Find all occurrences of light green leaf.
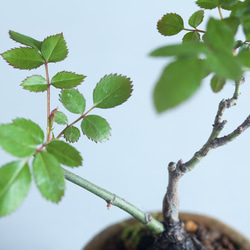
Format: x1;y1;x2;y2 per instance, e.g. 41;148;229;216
59;89;86;114
12;118;44;145
93;74;133;109
157;13;184;36
206;51;242;80
46;141;82;167
51;71;86;89
153;57;205;113
0;161;31;217
237;50;250;70
150;42;207;57
210;74;226;92
21;75;49;92
9;30;41;51
1;47;44;69
205;18;234;52
81;115;111;143
41;33;68;63
182;32;200;43
0;123;37;157
64;126;80;142
33;152;65;202
54;111;68;125
188;10;204;28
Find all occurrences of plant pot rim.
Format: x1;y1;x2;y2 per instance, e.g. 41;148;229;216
84;212;250;250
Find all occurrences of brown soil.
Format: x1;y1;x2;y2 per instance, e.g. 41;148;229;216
103;219;245;250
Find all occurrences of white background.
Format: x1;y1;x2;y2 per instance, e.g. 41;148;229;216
1;1;250;249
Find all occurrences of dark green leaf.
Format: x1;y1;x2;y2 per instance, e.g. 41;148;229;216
93;74;133;109
0;161;31;217
12;118;44;145
210;74;226;92
206;51;242;80
150;42;207;57
21;75;49;92
59;89;86;114
157;13;184;36
33;152;65;202
51;71;86;89
243;18;250;41
196;0;219;9
219;0;238;9
41;33;68;63
205;18;234;52
182;32;200;43
81;115;111;143
188;10;204;28
1;47;44;69
153;57;205;113
54;111;68;125
9;30;41;51
0;123;37;157
64;126;80;142
46;141;82;167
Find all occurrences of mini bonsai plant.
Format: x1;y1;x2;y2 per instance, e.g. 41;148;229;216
1;0;250;249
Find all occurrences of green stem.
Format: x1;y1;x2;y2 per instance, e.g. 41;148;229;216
62;168;164;233
183;27;206;33
45;61;51;142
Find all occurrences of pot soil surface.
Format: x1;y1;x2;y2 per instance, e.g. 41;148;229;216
84;213;250;250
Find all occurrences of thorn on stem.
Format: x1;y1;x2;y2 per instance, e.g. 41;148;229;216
106;194;117;210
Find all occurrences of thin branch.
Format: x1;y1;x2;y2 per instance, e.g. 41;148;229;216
62;168;164;233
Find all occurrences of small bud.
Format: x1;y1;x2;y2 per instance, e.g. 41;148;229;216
168;162;176;171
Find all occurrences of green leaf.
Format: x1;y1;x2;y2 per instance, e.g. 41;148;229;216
46;141;82;167
1;47;44;69
150;42;207;57
64;126;81;142
93;74;133;109
188;10;204;28
182;32;200;43
0;161;31;217
41;33;68;63
12;118;44;145
54;111;68;125
237;50;250;70
206;51;242;80
153;57;205;113
196;0;219;9
51;71;86;89
21;75;49;92
205;18;234;52
222;17;240;35
59;89;86;114
210;74;226;92
219;0;238;10
0;123;38;157
81;115;111;143
9;30;41;51
157;13;184;36
243;18;250;41
33;152;65;202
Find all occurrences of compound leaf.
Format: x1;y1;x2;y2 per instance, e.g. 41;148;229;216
41;33;68;63
33;152;65;203
157;13;184;36
189;10;204;28
51;71;86;89
153;57;205;112
59;89;86;114
46;141;82;167
1;47;44;70
0;161;31;217
21;75;49;92
64;126;80;142
81;115;111;143
54;111;68;125
9;30;41;51
93;74;133;109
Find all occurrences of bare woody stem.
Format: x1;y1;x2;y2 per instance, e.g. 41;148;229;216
63;168;164;233
163;77;250;227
